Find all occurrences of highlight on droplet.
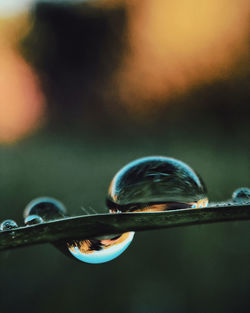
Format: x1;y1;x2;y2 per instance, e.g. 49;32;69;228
24;214;44;226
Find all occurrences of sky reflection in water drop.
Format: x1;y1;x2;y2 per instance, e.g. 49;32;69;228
67;232;135;264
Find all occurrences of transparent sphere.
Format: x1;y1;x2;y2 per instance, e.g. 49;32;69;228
232;187;250;204
24;214;44;226
24;197;67;221
107;156;208;212
67;232;135;264
0;219;18;231
66;156;208;264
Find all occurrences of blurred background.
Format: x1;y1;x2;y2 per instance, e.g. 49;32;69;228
0;0;249;312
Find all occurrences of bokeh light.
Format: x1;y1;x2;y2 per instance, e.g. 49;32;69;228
115;0;250;114
0;48;45;143
0;0;34;18
0;14;45;144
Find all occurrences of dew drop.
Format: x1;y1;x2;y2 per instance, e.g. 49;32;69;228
106;156;208;212
24;197;67;221
66;156;208;264
0;219;18;231
232;187;250;204
67;232;135;264
24;214;44;226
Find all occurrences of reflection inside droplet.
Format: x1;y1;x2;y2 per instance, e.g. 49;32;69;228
24;214;44;226
66;156;208;264
0;219;18;231
24;197;67;221
67;232;135;264
107;156;208;212
232;187;250;204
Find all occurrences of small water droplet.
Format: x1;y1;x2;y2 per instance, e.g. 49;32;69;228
24;214;44;226
24;197;67;221
232;187;250;204
0;219;18;231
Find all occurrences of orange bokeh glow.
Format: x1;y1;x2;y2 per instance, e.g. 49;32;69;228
0;15;45;144
115;0;250;113
0;48;45;143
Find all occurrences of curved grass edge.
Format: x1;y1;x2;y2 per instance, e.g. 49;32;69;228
0;204;250;251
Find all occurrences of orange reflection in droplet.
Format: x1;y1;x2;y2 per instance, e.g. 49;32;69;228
0;48;45;143
115;0;249;113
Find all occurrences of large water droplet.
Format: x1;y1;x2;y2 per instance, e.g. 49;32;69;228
0;219;18;231
106;156;208;212
232;187;250;204
66;156;208;264
24;197;67;221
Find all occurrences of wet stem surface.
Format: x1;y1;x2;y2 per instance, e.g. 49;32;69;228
0;204;250;251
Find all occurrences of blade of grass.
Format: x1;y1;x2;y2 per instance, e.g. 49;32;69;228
0;204;250;251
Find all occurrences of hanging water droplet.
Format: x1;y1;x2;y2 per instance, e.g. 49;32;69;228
0;219;18;231
232;187;250;204
24;214;44;226
67;232;135;264
24;197;67;221
106;156;208;212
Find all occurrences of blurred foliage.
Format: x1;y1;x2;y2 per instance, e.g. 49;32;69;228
0;1;250;313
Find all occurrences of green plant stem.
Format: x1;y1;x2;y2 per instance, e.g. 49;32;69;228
0;204;250;251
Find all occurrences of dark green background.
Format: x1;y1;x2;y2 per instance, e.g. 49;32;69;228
0;2;249;313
